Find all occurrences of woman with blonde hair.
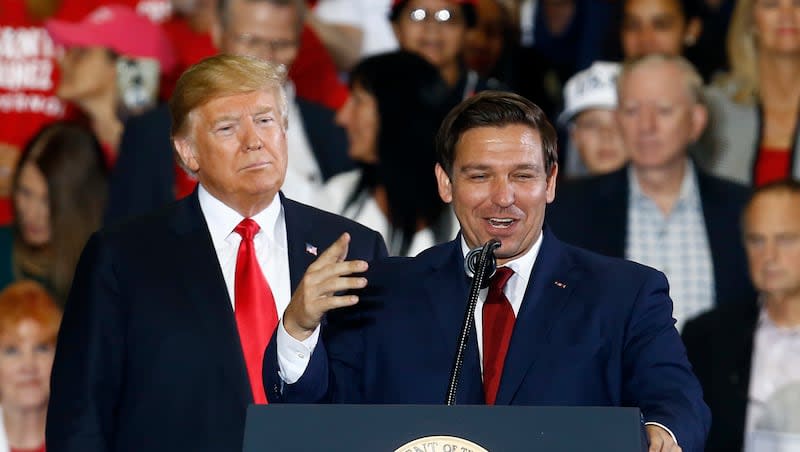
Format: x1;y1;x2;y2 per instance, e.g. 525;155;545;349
0;280;61;452
702;0;800;186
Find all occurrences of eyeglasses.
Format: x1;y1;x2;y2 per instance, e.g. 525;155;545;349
407;8;463;25
228;32;299;55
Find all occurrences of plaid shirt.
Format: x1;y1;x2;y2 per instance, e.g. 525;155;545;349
625;161;715;331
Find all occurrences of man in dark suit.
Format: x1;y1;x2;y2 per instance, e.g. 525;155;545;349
547;54;753;330
683;179;800;452
266;91;710;452
46;55;386;452
105;0;352;224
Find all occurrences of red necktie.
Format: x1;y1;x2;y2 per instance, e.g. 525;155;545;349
482;266;515;405
234;218;278;404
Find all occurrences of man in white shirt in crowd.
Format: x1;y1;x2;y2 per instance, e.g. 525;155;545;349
684;179;800;452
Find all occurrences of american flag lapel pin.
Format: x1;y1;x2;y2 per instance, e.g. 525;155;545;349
305;243;318;256
554;281;567;289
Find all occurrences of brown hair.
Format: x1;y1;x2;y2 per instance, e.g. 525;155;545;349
0;280;62;344
12;122;109;305
435;90;558;176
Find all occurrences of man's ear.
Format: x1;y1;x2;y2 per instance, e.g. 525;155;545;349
174;137;200;173
546;163;558;204
684;17;702;47
435;163;453;203
690;103;708;142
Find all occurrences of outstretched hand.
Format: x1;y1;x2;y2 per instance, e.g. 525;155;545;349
282;233;368;341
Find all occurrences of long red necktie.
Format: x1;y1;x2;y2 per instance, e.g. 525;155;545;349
234;218;278;404
482;266;515;405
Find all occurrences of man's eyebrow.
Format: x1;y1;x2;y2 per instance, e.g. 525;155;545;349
211;114;240;126
459;163;541;172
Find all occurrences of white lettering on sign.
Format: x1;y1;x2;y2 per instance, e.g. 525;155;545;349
136;0;173;23
0;93;66;116
0;59;53;90
0;27;55;59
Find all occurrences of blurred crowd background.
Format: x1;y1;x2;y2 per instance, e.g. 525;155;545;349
1;0;800;450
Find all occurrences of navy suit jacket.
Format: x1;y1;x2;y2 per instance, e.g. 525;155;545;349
682;300;759;452
105;98;352;224
46;191;387;452
546;165;755;307
265;228;710;452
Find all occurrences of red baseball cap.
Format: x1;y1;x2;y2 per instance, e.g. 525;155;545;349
45;5;176;73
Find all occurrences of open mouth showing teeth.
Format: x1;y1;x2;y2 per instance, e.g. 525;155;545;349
488;218;514;228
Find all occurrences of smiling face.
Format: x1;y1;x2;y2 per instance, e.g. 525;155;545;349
393;0;468;72
335;82;379;164
0;319;55;413
174;88;287;215
753;0;800;56
435;124;557;265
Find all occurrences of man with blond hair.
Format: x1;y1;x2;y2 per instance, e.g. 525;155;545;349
46;55;386;452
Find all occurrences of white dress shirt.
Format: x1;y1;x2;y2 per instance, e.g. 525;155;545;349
200;185;318;325
276;231;543;382
626;160;715;331
310;169;460;256
746;308;800;435
459;234;540;370
281;82;324;206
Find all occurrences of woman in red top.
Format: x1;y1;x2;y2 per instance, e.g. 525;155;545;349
0;280;62;452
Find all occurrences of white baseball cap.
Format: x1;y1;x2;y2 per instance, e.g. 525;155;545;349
558;61;621;126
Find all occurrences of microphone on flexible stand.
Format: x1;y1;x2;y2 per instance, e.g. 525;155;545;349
445;238;501;406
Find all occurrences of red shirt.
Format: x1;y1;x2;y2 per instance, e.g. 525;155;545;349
160;15;216;99
754;146;792;187
11;444;45;452
289;26;348;110
0;0;94;225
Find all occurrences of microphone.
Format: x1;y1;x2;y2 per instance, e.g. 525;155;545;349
464;240;501;287
446;238;502;406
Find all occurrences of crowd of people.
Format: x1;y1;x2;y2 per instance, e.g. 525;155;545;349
0;0;798;451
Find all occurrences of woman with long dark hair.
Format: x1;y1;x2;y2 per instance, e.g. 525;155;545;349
0;122;108;305
313;51;456;256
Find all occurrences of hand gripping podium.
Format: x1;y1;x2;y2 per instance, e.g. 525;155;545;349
242;404;647;451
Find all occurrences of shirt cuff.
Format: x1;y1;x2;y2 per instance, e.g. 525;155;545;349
276;319;320;384
644;421;678;445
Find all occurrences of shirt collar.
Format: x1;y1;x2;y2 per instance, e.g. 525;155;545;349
628;158;701;208
459;230;543;285
757;304;800;335
198;185;282;248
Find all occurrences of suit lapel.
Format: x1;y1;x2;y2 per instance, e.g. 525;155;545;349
718;303;759;437
168;190;252;408
601;168;630;258
423;240;484;404
281;195;317;292
494;229;580;405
